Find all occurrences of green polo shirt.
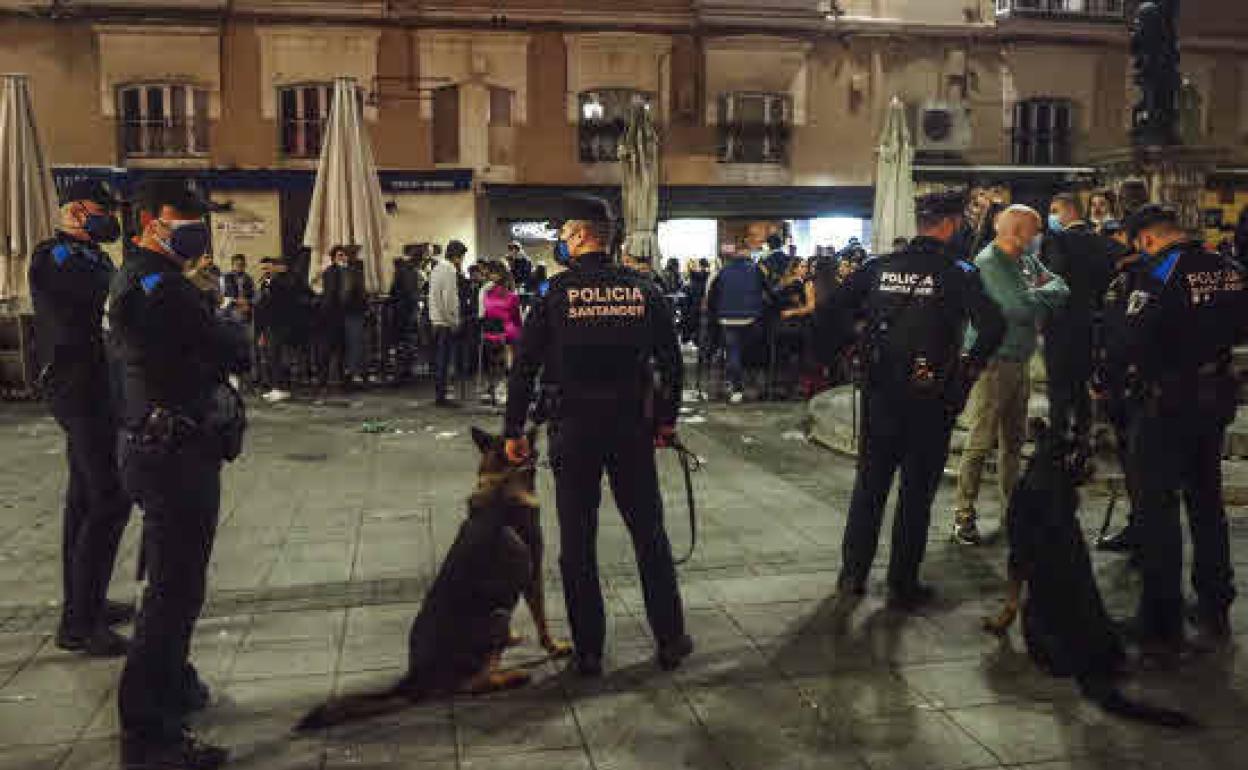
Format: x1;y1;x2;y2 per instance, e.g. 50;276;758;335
965;243;1069;362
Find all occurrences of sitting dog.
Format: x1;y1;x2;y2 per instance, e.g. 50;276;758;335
983;419;1194;728
297;427;569;730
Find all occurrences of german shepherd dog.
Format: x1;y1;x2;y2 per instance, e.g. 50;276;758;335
297;427;570;730
983;419;1195;728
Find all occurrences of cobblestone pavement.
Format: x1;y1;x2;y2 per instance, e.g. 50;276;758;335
3;391;1248;770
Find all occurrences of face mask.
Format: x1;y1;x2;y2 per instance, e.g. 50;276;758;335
1047;214;1064;234
158;220;211;261
83;213;121;244
553;239;571;266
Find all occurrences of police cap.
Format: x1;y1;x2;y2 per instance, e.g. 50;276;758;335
1100;219;1124;237
555;194;616;228
915;190;967;221
1124;204;1180;241
134;178;209;218
60;179;120;209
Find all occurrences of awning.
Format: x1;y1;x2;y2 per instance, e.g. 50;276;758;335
0;74;57;303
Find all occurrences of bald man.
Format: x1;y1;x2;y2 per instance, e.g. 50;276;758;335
953;205;1070;546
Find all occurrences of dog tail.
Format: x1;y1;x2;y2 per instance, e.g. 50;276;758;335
1083;679;1198;729
295;681;421;731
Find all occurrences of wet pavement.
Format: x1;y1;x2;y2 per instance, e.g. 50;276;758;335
2;390;1248;770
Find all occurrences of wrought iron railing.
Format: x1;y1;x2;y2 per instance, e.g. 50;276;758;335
995;0;1126;21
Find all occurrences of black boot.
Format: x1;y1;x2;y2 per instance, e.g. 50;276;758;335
55;625;129;657
121;729;227;770
656;634;695;671
1096;524;1137;553
104;600;137;626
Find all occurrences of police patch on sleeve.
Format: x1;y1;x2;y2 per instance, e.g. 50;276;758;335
52;244;73;266
1125;290;1151;316
140;273;164;294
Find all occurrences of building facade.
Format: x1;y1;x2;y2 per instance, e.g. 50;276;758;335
1;0;1246;267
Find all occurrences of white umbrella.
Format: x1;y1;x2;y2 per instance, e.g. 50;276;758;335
0;74;57;304
303;76;389;293
619;103;661;266
872;96;916;255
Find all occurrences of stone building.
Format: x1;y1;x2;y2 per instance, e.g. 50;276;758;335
0;0;1245;268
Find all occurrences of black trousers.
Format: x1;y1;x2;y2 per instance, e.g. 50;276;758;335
118;436;222;740
1046;352;1093;444
549;416;685;656
1130;409;1236;642
840;390;955;592
1104;389;1142;532
48;378;131;636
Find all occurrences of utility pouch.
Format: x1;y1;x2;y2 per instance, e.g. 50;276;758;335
204;382;248;462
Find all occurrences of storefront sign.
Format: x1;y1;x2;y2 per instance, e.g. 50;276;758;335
509;221;558;242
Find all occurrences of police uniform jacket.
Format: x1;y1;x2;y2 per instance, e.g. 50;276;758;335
1040;221;1114;369
822;236;1006;396
29;232;115;375
108;242;250;427
505;251;682;437
1120;239;1247;415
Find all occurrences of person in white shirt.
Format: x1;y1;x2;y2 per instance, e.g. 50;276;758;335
429;240;466;406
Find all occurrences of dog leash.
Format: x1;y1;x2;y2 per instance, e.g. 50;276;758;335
668;436;703;566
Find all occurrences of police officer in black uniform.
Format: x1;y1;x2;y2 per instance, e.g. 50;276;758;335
1119;205;1246;658
109;179;249;770
502;201;693;677
29;179;133;656
1092;220;1145;555
823;191;1006;609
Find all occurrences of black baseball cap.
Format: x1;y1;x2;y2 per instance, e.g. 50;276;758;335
1125;204;1181;241
60;179;120;209
916;190;967;220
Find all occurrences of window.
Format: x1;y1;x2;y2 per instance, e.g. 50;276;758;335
278;84;366;159
118;83;210;159
578;89;653;164
995;0;1125;20
1012;98;1075;166
279;84;331;159
489;86;513;128
432;85;460;165
718;92;791;165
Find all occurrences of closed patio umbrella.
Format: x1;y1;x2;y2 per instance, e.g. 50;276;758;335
872;96;916;255
303;76;389;293
619;102;661;266
0;74;57;304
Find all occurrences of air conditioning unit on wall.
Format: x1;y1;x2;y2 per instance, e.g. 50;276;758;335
911;101;972;153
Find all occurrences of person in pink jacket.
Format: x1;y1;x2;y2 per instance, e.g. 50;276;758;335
479;262;523;402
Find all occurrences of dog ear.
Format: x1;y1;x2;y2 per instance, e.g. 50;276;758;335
470;426;496;454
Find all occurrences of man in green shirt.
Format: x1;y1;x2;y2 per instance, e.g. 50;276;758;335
954;205;1070;545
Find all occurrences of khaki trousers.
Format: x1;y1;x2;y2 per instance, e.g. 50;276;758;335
955;360;1030;518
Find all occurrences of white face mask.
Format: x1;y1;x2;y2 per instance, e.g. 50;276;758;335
1027;234;1043;256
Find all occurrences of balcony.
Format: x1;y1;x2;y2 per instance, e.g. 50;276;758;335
995;0;1126;22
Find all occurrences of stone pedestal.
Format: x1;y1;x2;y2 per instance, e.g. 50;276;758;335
1093;145;1226;230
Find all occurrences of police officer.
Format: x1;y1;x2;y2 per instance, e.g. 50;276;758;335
502;201;693;677
1091;220;1145;555
823;191;1006;610
1119;205;1246;659
29;179;133;656
109;180;249;770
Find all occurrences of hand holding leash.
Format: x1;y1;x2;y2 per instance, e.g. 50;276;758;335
505;436;532;465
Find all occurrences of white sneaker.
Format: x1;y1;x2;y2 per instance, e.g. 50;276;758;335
729;391;744;405
263;389;291;403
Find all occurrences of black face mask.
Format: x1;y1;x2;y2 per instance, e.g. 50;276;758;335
84;213;121;244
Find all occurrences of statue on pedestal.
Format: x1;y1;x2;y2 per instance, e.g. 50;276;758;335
1131;0;1181;147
